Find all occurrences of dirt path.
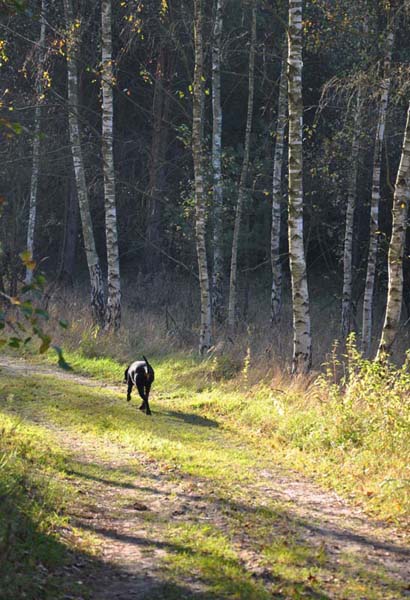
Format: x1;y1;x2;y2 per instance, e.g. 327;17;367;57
1;356;410;599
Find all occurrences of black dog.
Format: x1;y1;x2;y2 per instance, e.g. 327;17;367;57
124;356;155;415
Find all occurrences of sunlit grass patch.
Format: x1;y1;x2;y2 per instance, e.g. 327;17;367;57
1;361;408;599
0;413;88;600
29;340;410;520
164;522;272;600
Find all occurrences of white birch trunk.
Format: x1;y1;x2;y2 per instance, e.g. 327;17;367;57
211;0;224;323
25;0;47;285
63;0;105;325
377;102;410;358
101;0;121;330
361;28;394;356
271;51;287;324
341;89;362;340
288;0;312;373
228;2;256;331
193;0;212;354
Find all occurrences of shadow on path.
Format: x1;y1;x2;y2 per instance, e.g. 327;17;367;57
159;410;219;428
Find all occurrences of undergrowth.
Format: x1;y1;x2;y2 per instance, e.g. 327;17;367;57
33;328;410;521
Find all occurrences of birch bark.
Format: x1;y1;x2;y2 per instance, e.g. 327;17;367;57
193;0;212;354
377;102;410;358
362;27;395;356
211;0;224;323
287;0;312;373
63;0;105;325
271;51;287;324
341;89;362;340
101;0;121;330
25;0;47;284
228;2;256;331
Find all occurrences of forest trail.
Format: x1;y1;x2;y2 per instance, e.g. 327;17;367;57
1;356;410;599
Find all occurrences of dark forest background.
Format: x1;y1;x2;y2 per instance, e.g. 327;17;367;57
2;0;410;366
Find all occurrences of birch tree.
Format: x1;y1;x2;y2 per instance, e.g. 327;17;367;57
228;1;256;331
340;89;362;340
361;25;395;356
211;0;224;323
25;0;46;285
287;0;311;373
101;0;121;330
193;0;212;354
63;0;105;325
271;51;287;324
377;102;410;358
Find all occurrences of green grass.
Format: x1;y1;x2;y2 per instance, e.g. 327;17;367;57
36;342;410;521
1;359;408;599
0;412;93;600
0;340;410;600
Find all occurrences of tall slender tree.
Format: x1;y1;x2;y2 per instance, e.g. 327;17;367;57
340;89;362;340
146;22;174;272
193;0;212;354
25;0;47;284
361;23;395;356
211;0;224;323
271;50;287;324
287;0;311;373
228;1;256;331
63;0;105;325
377;102;410;358
101;0;121;330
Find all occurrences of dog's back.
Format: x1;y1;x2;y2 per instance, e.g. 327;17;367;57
125;357;154;385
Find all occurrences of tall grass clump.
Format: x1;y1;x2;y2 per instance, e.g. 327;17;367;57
195;336;410;518
277;335;410;517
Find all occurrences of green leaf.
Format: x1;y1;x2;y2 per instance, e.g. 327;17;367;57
39;335;51;354
34;274;46;287
10;121;23;135
34;308;49;320
52;345;72;371
59;319;69;329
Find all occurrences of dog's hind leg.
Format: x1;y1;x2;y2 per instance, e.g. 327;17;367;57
144;382;152;415
127;378;133;401
136;380;151;415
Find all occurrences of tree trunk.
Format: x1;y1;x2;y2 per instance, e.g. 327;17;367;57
146;47;172;273
287;0;312;373
228;2;256;331
60;177;79;285
25;0;47;284
377;102;410;358
361;27;394;356
340;89;362;341
101;0;121;330
63;0;105;325
271;50;287;324
211;0;224;323
193;0;212;354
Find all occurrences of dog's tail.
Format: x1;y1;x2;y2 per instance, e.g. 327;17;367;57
143;356;154;381
123;367;129;383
